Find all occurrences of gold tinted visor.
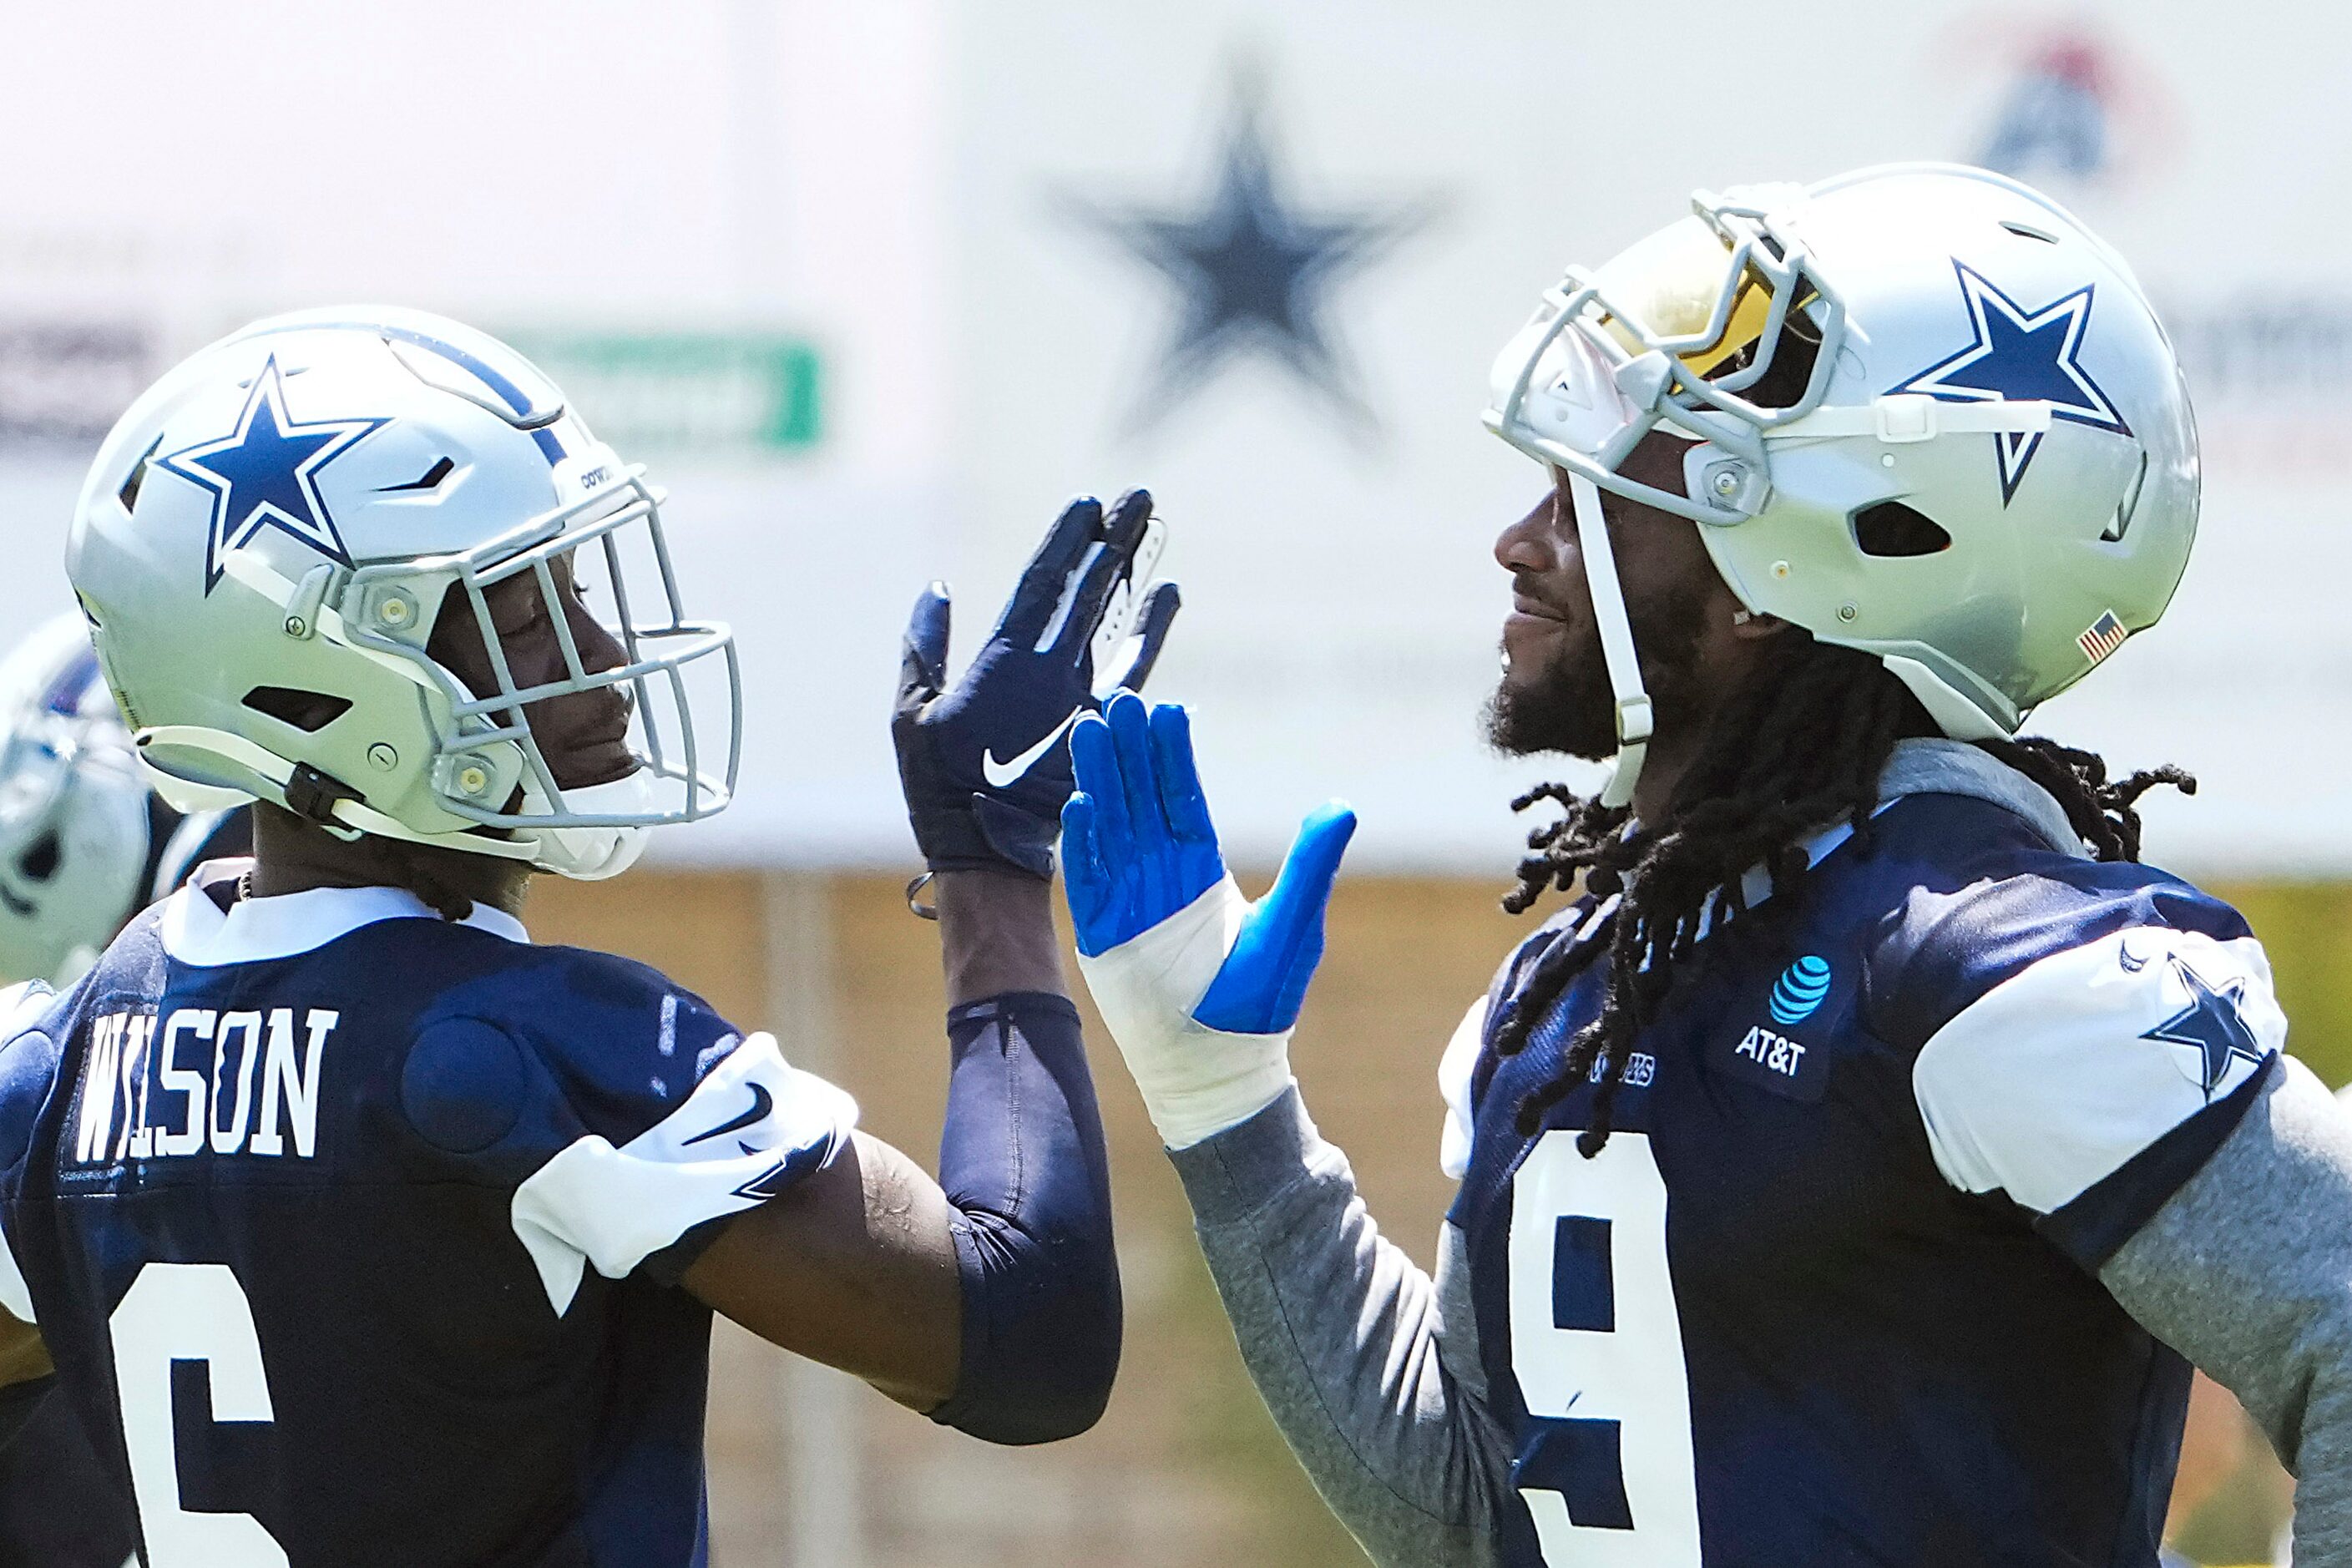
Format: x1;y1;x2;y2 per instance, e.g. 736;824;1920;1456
1485;190;1846;527
1588;215;1802;382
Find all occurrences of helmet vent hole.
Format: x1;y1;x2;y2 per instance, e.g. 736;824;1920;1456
241;686;353;733
378;456;456;494
2000;220;2061;244
2102;449;2151;543
1853;502;1952;558
17;831;58;884
117;436;163;515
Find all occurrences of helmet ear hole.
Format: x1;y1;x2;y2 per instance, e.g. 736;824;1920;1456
17;831;58;883
1852;502;1952;558
241;686;353;733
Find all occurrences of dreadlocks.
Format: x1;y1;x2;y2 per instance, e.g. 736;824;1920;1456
1489;631;2194;1155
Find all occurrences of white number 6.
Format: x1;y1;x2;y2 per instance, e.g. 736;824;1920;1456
1507;1130;1702;1566
109;1262;290;1566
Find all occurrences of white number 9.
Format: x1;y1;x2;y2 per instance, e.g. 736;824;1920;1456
1507;1130;1702;1565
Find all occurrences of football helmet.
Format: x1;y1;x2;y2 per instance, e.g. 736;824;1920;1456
67;308;738;880
0;615;151;984
1485;164;2197;805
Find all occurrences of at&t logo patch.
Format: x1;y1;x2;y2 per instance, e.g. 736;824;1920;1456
1717;954;1838;1104
1768;956;1833;1025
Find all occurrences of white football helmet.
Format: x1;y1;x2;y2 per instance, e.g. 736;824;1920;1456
67;308;738;880
1485;163;2197;806
0;615;151;984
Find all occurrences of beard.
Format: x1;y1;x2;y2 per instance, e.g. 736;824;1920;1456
1482;572;1717;761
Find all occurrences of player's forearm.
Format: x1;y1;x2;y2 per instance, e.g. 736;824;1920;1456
1169;1087;1510;1568
2100;1057;2352;1567
928;989;1120;1444
936;867;1066;1004
683;1132;963;1409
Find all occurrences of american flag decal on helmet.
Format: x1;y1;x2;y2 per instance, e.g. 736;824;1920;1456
2077;610;2128;665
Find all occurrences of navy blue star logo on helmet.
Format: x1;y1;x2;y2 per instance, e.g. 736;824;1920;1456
1889;260;2131;504
160;355;388;592
2140;955;2266;1100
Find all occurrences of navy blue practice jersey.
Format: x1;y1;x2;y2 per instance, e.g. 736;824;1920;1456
0;866;853;1567
0;813;248;1567
1443;789;2284;1568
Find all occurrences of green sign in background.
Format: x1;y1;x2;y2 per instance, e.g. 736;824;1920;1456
502;331;822;455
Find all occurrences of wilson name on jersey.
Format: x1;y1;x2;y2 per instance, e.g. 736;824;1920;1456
0;868;854;1568
1446;789;2282;1568
68;1003;336;1166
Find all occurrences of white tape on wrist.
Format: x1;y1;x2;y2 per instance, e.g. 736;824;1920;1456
1075;874;1297;1151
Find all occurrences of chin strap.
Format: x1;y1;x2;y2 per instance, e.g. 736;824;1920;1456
1566;473;1654;810
136;722;650;880
132;725;540;863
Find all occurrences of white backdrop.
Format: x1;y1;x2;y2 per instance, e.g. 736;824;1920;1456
0;1;2344;875
945;0;2352;877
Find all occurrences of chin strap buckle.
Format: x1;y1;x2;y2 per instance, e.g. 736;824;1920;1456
1615;695;1656;748
283;764;361;827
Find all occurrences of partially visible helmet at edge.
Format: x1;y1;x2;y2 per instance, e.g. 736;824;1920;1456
0;614;150;984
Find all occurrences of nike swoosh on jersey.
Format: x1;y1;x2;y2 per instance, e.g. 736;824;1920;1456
983;711;1081;789
681;1080;773;1146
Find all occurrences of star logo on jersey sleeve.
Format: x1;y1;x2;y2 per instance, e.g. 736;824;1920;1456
2140;955;2266;1100
160;355;387;592
1889;260;2131;504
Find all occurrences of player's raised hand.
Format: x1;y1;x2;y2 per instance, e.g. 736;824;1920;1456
893;490;1180;879
1062;694;1225;953
1196;798;1357;1035
1063;691;1356;1148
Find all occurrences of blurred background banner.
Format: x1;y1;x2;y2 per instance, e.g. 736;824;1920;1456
1;1;2349;874
0;2;2343;1562
944;0;2352;877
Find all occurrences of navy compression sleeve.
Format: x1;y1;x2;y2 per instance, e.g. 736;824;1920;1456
927;991;1121;1444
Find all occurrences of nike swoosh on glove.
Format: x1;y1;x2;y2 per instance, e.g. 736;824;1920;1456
1061;691;1355;1150
893;491;1181;878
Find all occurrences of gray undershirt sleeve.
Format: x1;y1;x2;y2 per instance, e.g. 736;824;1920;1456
2101;1057;2352;1568
1167;1086;1514;1568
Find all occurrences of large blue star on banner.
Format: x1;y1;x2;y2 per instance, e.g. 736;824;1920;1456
1889;260;2131;504
2141;955;2267;1101
160;355;387;592
1066;73;1441;434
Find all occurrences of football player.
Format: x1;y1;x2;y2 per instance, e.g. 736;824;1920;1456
0;615;246;1568
0;307;1175;1565
1062;166;2352;1565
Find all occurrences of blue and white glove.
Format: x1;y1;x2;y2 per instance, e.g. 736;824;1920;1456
893;492;1180;879
1061;691;1356;1150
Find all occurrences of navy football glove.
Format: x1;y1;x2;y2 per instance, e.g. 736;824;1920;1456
893;490;1181;879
